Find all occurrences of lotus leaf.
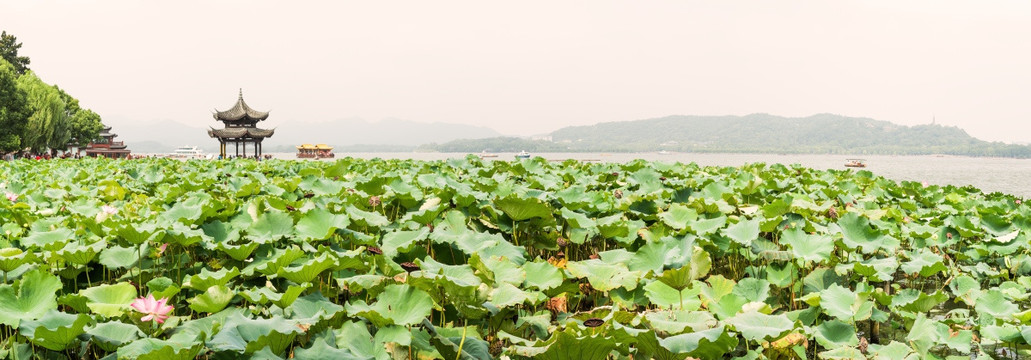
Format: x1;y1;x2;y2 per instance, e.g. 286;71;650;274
659;204;698;230
900;249;947;277
278;253;337;283
837;212;899;254
818;284;874;322
247;211;295;243
890;289;948;313
644;310;716;335
976;290;1018;319
814;320;859;349
644;280;702;310
522;261;564;291
0;247;36;272
185;267;240;290
295;208;350;241
19;228;74;249
79;282;137;317
658;324;738;359
0;269;61;327
869;341;918;360
293;337;370;360
146;277;181;300
86;321;147;352
345;284;434;327
188;285;235;313
567;260;641;292
380;228;430;258
207;312;304;355
240;283;310;308
781;227;832;264
18;309;91;351
724;218;760;246
99;244;141;269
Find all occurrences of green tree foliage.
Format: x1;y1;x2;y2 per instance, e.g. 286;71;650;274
0;58;28;152
0;31;30;74
56;87;103;146
16;72;68;153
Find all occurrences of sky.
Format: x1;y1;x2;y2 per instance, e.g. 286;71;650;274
2;1;1030;143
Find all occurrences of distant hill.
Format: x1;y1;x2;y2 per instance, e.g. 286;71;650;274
107;117;500;153
425;113;1031;157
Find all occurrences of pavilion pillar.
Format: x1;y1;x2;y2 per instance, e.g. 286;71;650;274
235;142;239;157
243;140;247;157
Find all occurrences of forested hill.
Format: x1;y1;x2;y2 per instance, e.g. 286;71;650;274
538;113;1029;157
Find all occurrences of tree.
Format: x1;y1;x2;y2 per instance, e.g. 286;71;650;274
0;58;27;153
67;109;103;147
16;71;68;153
0;31;30;74
55;87;103;147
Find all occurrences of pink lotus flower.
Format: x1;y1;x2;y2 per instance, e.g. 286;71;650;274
1017;199;1023;205
131;294;173;324
156;243;168;257
101;205;117;214
921;181;929;187
5;192;16;202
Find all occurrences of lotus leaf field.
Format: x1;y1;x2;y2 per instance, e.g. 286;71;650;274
0;156;1029;359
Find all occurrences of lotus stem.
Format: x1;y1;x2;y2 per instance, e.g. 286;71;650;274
456;325;468;360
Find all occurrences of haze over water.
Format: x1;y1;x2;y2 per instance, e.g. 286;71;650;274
269;152;1031;198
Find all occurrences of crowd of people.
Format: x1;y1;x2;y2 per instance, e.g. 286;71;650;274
2;152;276;161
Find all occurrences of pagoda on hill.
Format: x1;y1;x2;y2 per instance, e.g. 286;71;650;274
84;125;131;158
208;89;275;159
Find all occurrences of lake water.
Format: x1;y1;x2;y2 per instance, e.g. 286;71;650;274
265;152;1031;198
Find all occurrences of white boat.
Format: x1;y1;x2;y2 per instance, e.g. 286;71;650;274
478;150;498;158
657;150;672;155
166;146;207;159
515;150;531;159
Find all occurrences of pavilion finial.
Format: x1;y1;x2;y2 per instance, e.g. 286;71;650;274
239;88;243;99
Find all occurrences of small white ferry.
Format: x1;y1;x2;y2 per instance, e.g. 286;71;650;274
167;146;208;159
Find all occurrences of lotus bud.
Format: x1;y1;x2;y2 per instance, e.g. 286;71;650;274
369;196;381;207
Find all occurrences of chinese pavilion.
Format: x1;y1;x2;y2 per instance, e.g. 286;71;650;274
208;89;275;158
84;125;131;158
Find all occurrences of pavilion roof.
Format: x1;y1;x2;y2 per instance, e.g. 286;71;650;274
213;89;270;122
207;127;275;139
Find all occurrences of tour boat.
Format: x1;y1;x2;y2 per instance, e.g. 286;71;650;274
478;150;498;158
167;146;207;159
297;144;335;159
515;150;531;159
844;158;867;168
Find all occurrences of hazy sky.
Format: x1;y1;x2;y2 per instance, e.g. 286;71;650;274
3;1;1030;142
